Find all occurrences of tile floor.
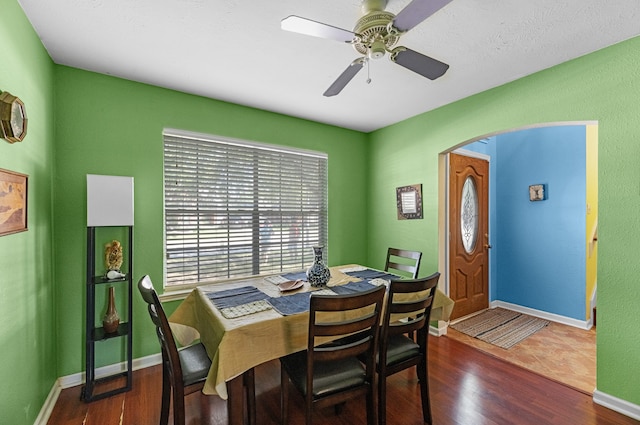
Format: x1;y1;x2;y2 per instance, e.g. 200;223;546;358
445;320;596;394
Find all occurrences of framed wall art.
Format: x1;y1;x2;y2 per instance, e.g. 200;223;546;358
0;91;28;144
529;184;546;201
396;184;423;220
0;168;28;236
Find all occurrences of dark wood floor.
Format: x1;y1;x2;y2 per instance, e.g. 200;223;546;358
48;336;639;425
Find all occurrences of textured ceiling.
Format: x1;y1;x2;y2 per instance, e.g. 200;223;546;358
18;0;640;132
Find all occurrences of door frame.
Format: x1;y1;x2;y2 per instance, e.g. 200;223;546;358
441;148;491;322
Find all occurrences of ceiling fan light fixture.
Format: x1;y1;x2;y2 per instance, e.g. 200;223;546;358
361;0;387;14
368;40;386;59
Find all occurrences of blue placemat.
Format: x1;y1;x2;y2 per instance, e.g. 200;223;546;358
330;280;377;294
207;286;270;309
267;292;314;316
344;268;399;281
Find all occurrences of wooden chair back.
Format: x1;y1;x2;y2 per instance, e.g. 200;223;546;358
385;248;422;279
138;275;186;393
308;285;386;365
381;273;440;351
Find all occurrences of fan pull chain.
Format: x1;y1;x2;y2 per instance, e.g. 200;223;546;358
366;58;372;84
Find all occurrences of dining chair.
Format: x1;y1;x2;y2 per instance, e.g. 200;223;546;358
384;248;422;279
137;275;256;425
377;272;440;425
385;247;423;341
280;285;386;425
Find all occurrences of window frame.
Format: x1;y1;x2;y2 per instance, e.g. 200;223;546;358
162;128;329;291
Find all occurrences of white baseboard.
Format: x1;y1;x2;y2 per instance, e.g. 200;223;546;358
35;353;162;425
490;300;592;330
431;300;592;335
57;353;162;389
430;320;448;336
594;389;640;421
33;381;61;425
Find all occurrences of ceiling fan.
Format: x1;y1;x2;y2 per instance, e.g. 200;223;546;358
281;0;453;97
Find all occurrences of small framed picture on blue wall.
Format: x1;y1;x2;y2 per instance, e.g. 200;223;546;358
529;184;546;201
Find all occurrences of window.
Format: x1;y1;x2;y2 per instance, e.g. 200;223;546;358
460;175;478;254
163;129;328;287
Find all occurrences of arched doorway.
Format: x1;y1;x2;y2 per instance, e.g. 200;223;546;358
438;121;598;325
436;121;598;393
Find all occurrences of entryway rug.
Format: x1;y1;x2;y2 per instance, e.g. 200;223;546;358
450;307;549;349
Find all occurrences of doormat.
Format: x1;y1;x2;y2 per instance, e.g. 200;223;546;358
450;308;549;349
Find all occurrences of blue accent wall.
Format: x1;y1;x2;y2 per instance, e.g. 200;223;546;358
467;126;586;320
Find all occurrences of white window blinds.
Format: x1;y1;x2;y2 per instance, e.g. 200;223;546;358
163;130;328;287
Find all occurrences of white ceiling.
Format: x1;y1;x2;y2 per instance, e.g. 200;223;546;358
18;0;640;132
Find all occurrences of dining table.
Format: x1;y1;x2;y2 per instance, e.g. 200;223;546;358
168;264;454;425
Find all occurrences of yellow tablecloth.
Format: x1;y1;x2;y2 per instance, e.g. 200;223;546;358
168;265;454;399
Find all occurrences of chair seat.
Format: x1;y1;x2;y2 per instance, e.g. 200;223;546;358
179;343;212;386
361;334;420;366
281;350;367;398
385;334;420;366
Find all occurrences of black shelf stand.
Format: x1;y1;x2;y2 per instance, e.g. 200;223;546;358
82;226;133;402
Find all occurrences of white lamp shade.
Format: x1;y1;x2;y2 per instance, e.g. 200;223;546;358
87;174;134;226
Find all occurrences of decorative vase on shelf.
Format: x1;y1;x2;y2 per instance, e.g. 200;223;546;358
306;245;331;287
103;286;120;334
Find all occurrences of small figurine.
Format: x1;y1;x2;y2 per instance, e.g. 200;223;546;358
106;270;125;280
105;240;123;277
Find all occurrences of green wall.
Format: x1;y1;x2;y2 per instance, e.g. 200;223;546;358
4;0;640;419
367;36;640;404
0;1;56;424
53;66;369;375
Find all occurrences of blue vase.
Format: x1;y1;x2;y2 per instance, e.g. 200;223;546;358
306;246;331;287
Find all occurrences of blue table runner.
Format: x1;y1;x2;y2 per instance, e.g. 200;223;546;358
266;281;377;316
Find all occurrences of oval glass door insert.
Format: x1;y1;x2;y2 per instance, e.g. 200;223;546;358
460;176;478;253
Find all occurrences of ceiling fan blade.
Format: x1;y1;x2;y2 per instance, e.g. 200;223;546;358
392;0;453;32
281;15;357;43
390;47;449;80
323;58;366;97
